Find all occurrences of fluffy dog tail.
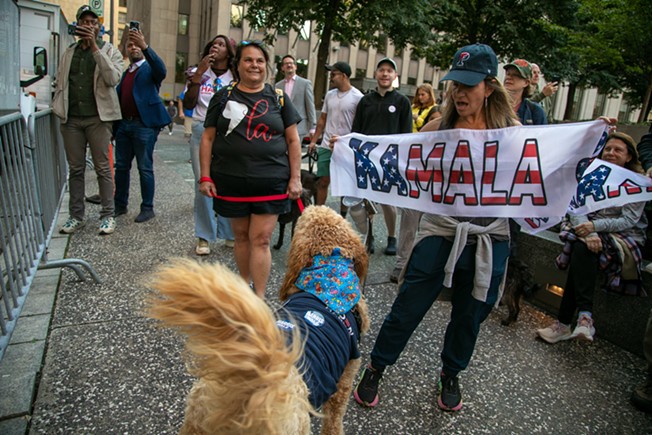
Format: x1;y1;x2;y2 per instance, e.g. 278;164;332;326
147;259;312;434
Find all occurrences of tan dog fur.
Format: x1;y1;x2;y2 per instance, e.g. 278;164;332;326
149;206;369;435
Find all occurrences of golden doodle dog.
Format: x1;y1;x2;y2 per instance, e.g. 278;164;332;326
149;205;370;435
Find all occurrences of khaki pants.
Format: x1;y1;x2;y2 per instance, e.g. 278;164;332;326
60;116;114;220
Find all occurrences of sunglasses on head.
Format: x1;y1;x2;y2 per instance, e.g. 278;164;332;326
239;40;266;49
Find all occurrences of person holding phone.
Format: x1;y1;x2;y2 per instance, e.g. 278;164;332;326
113;24;171;223
52;5;123;235
183;35;236;255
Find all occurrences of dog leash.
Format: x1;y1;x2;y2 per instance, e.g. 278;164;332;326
199;177;305;212
215;193;305;213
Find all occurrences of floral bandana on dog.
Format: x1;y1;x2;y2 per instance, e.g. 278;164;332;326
294;248;361;314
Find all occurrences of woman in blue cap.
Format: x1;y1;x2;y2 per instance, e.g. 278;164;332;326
354;43;518;412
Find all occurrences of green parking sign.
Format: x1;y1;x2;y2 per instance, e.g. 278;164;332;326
90;0;104;18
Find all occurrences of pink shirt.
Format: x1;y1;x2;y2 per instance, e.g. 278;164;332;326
284;74;296;98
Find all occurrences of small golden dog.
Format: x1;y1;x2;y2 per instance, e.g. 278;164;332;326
149;206;369;435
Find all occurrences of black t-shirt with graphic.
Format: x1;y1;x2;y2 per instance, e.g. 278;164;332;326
204;84;301;179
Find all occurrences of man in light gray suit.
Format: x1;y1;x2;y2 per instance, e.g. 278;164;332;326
275;55;317;141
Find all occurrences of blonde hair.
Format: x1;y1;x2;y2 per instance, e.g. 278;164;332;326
412;83;436;110
148;259;314;434
440;77;518;129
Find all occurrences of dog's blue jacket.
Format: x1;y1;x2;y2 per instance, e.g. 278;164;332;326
276;292;360;408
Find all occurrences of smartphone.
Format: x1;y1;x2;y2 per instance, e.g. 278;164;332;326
129;20;140;31
67;24;78;35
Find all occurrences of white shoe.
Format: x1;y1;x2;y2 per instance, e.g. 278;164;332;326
571;313;595;342
99;217;116;235
536;321;572;344
196;238;210;255
168;131;173;135
60;217;84;234
224;239;235;248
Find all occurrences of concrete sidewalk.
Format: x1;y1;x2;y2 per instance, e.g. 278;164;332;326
1;129;651;434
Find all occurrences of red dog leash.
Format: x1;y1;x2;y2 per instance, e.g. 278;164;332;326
199;177;305;213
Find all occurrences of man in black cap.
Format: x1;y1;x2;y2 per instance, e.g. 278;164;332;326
308;61;363;209
350;57;412;255
52;5;123;235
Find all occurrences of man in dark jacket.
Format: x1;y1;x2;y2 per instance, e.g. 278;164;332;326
114;26;171;223
351;57;412;256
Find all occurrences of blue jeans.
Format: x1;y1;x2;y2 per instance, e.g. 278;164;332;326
114;119;158;211
370;236;509;377
190;120;233;241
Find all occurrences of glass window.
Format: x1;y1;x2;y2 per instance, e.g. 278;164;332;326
119;0;127;7
118;12;126;24
358;39;369;50
231;4;243;28
175;52;188;83
178;14;189;35
356;68;366;78
299;20;310;40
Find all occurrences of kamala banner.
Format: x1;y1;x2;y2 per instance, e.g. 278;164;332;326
515;158;652;233
330;120;608;219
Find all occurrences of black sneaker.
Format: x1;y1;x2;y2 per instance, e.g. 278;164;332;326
354;364;382;407
438;372;463;411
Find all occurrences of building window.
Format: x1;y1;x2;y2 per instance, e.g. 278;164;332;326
175;52;188;83
358;39;369;51
356;68;367;78
299;20;311;40
178;14;189;35
407;77;417;85
395;47;403;58
118;12;126;24
231;4;244;28
119;0;127;7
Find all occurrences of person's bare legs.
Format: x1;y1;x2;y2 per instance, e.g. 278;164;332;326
230;214;277;298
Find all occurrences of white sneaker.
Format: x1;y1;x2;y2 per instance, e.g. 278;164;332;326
571;313;595;342
99;217;116;235
60;217;84;234
224;239;235;248
196;238;210;255
537;321;572;344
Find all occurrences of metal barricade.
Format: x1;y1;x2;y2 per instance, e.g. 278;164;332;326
0;111;99;360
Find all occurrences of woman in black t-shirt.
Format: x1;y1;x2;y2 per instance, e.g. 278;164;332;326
198;40;302;297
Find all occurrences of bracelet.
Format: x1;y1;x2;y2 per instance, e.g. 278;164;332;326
198;176;214;185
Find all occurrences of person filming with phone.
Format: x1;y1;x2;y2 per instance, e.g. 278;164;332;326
113;21;171;224
52;5;123;235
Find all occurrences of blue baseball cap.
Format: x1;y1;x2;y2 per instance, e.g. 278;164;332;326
440;44;498;86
